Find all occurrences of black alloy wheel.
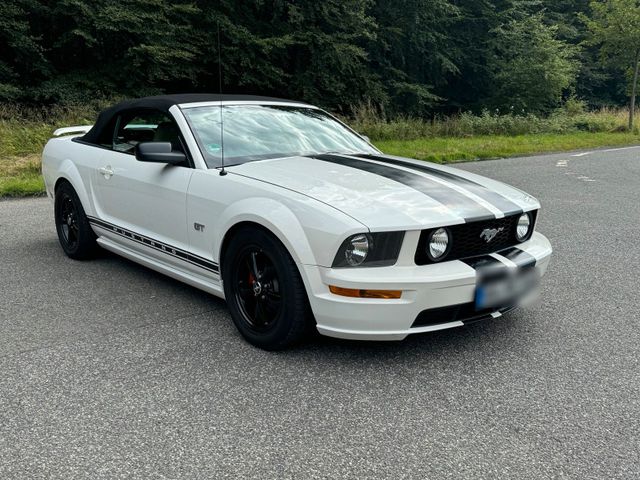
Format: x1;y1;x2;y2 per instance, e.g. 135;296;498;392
222;227;313;350
58;193;79;249
54;181;98;259
233;247;283;332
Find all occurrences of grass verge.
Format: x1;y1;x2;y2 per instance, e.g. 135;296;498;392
1;129;639;198
375;131;640;163
0;154;45;197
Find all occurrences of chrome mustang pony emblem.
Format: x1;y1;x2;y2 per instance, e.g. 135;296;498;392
480;227;504;243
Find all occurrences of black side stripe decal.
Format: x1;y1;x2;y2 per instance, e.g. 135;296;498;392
87;216;219;274
498;246;537;268
312;154;495;222
355;154;523;217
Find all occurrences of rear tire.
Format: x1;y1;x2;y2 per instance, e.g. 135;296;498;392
54;181;98;260
222;226;313;350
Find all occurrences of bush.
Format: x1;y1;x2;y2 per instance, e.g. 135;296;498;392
350;102;639;141
1;100;638;159
0;102;111;157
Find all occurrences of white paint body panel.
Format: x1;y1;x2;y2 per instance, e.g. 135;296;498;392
91;148;193;258
309;232;552;340
229;155;541;231
41;100;553;341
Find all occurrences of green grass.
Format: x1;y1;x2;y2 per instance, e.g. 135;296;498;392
375;131;640;163
0;122;53;157
1;103;640;197
0;174;45;197
0;154;45;197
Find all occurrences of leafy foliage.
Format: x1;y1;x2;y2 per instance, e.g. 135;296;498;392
0;0;634;116
489;12;579;113
583;0;640;127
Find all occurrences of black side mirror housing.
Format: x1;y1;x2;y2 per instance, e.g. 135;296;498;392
135;142;186;165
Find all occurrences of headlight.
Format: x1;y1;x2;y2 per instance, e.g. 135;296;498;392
427;227;450;261
332;232;405;268
344;234;370;266
516;212;532;241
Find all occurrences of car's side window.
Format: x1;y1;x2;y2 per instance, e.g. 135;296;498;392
110;110;185;156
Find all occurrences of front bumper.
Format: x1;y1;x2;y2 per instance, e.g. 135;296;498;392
303;231;552;341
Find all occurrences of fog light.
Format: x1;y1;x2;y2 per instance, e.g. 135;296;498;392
428;228;450;261
516;213;531;241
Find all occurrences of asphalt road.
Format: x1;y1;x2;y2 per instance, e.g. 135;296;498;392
1;147;639;479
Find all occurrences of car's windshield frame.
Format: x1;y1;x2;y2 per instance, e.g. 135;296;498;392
179;102;379;169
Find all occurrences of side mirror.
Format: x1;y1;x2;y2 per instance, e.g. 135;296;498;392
360;134;371;143
135;142;186;165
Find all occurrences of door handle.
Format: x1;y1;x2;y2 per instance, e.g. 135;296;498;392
98;166;114;178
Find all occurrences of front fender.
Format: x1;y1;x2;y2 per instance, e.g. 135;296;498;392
186;170;368;273
214;197;318;266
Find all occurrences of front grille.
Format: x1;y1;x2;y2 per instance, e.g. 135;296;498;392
415;211;537;265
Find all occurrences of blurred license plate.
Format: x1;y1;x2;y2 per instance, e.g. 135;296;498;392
475;268;539;310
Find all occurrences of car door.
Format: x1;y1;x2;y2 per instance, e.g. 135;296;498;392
91;108;194;265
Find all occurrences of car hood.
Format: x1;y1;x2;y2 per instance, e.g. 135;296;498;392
228;153;540;231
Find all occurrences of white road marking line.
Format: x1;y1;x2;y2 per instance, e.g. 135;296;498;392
602;146;640;153
564;171;596;182
572;145;640;157
556;160;568;167
576;175;596;182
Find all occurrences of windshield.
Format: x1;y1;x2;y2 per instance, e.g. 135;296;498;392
182;104;377;168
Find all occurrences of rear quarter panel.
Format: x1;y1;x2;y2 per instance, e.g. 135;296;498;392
42;137;104;214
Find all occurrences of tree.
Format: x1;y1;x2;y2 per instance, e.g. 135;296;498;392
488;12;579;114
583;0;640;129
542;0;623;108
37;0;204;103
0;0;635;117
445;0;517;112
208;0;380;113
367;0;459;115
0;0;49;101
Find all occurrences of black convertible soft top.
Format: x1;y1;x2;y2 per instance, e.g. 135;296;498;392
80;93;303;144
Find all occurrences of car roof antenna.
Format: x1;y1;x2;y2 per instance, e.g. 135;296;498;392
217;22;227;176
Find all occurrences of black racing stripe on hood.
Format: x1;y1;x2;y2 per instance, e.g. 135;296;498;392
355;154;523;216
312;154;495;222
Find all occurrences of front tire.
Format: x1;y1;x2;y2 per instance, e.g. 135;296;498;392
54;181;98;260
222;227;313;350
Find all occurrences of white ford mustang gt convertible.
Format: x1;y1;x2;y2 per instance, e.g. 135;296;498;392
42;94;552;349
